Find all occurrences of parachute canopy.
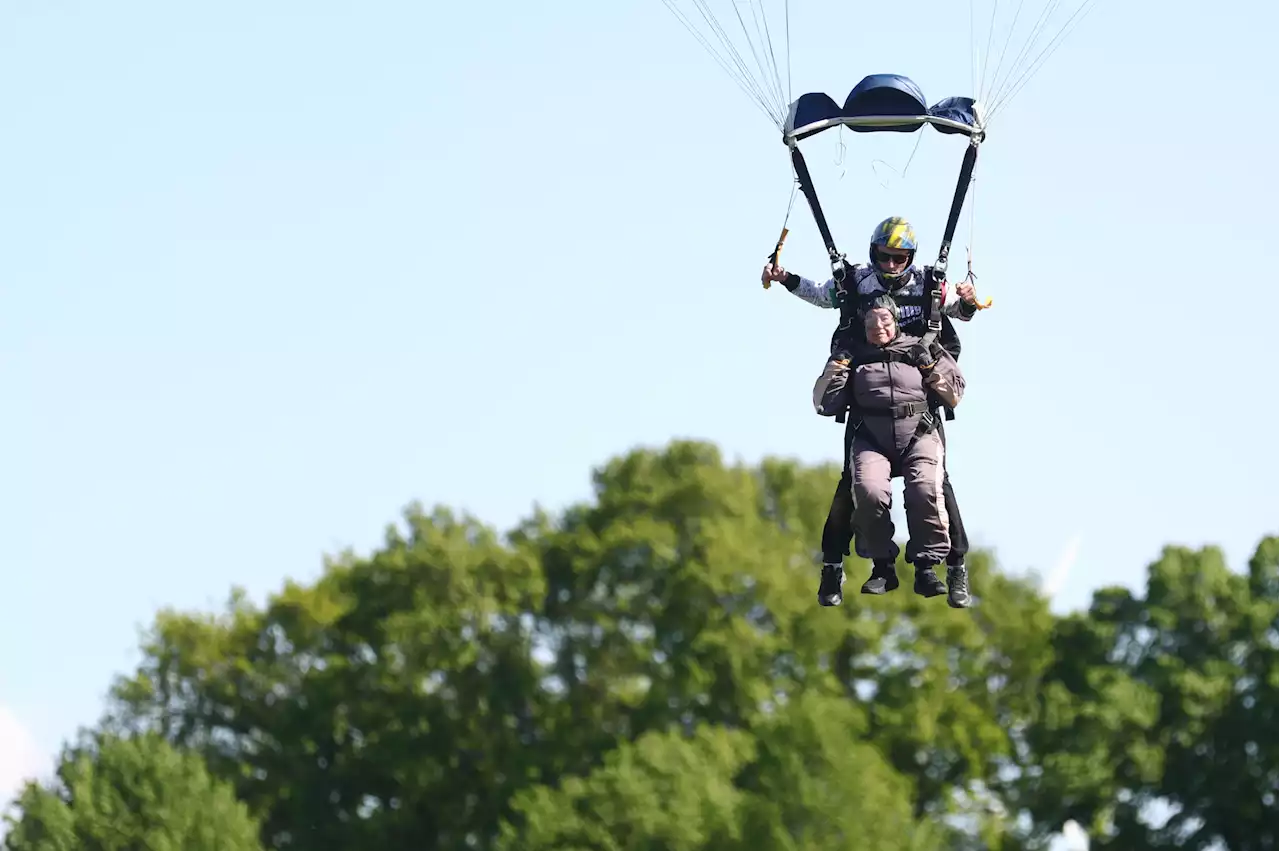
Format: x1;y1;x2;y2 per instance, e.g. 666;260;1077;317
784;74;982;145
659;0;1096;135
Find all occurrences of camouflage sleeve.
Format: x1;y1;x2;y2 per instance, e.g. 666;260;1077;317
924;349;965;409
781;273;839;309
940;279;979;321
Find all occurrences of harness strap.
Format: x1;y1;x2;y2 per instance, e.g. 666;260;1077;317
822;135;983;430
789;144;846;282
932;138;981;281
851;350;914;367
858;400;932;419
847;408;940;478
859;291;928;308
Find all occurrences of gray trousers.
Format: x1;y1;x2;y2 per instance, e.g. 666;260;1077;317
849;430;951;566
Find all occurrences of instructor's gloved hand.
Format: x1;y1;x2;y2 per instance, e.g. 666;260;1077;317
908;341;940;370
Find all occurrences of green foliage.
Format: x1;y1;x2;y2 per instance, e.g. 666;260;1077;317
3;732;262;851
30;439;1268;851
498;725;754;851
733;692;945;851
1020;537;1279;850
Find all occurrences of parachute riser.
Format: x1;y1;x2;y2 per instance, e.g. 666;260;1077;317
920;133;983;413
929;136;981;284
783;128;983;294
787;142;847;282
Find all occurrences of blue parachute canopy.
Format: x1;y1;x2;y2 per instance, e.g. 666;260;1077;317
783;73;981;144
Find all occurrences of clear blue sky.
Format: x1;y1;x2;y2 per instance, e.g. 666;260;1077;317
1;0;1275;828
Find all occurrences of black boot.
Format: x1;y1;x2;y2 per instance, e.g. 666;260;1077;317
818;563;846;607
946;562;971;608
913;563;946;598
860;560;900;595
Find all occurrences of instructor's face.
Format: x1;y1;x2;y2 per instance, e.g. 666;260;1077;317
864;308;896;345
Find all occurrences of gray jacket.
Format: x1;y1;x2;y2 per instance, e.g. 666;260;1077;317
814;331;965;460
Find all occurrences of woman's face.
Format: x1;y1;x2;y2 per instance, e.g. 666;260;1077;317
864;307;897;345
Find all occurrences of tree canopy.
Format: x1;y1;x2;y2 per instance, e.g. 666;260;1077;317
6;440;1275;850
3;732;262;851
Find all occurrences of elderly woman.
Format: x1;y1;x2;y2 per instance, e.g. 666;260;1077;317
811;295;967;607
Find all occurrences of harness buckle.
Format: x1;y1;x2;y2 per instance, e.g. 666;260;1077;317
915;410;938;436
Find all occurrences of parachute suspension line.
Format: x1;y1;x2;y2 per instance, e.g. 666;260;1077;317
782;179;799;229
987;0;1096;118
969;0;977;99
704;0;787;123
964;164;993;310
728;0;781;119
986;0;1097;120
690;0;766;109
715;0;788;122
983;0;1033;107
763;180;800;289
968;160;978;259
660;0;777;125
658;0;787;127
936;137;993;310
978;0;1001;102
986;0;1062;107
783;0;791;104
742;0;786;120
959;0;1098;306
962;0;1097;123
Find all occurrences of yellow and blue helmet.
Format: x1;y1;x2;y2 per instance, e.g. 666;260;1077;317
868;216;917;284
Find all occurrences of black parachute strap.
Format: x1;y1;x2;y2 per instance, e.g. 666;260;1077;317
790;141;858;423
858;400;933;418
789;144;847;285
924;134;982;425
852;349;914;367
843;406;937;479
927;136;983;303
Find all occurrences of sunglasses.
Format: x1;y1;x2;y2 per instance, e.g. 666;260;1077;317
874;249;912;265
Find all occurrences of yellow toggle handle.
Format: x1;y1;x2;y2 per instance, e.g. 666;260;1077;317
763;226;789;289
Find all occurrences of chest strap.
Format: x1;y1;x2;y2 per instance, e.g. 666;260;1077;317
857;400;932;419
852;350;914;367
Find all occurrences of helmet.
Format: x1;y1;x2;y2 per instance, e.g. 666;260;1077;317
868;216;917;285
866;293;901;322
